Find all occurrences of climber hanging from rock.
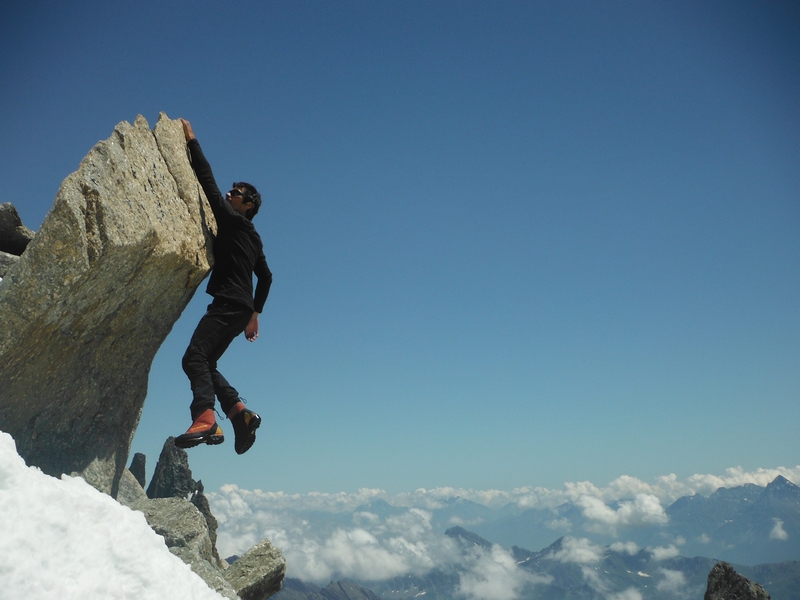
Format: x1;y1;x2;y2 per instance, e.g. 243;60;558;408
175;118;272;454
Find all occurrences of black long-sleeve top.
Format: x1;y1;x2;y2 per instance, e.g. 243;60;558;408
187;138;272;313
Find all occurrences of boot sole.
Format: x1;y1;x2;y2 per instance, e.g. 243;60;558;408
175;429;224;449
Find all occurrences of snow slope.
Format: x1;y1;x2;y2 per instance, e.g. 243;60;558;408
0;431;224;599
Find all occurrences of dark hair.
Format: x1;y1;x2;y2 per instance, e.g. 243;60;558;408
233;181;262;221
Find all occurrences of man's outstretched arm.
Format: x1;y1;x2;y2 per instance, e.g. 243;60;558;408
179;118;231;220
180;118;196;141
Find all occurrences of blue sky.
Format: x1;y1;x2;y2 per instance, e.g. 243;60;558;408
1;1;798;496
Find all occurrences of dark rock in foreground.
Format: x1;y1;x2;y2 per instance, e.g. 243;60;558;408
223;538;287;600
147;437;197;499
129;452;146;488
119;441;285;600
705;562;771;600
0;202;35;256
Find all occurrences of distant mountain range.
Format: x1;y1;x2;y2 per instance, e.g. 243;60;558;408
359;529;800;600
271;476;800;600
451;475;800;566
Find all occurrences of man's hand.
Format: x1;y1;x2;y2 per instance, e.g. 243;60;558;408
180;118;196;142
245;312;259;342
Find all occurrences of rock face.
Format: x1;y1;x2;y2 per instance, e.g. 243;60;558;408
0;114;214;497
129;452;146;488
118;440;286;600
147;437;198;499
0;202;35;256
705;562;771;600
223;538;287;600
192;480;223;563
0;203;35;278
0;250;18;278
146;438;223;563
117;470;240;600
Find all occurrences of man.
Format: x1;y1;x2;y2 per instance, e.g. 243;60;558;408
175;118;272;455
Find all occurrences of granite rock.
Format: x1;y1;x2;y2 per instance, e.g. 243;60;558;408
146;437;197;499
0;202;35;256
705;561;771;600
0;250;18;278
192;480;222;563
223;538;287;600
116;468;149;508
129;452;147;488
170;546;241;600
0;114;214;497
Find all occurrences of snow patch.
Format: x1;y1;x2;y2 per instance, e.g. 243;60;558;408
0;430;224;599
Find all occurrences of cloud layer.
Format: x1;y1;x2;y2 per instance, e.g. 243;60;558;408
208;465;799;597
211;465;800;515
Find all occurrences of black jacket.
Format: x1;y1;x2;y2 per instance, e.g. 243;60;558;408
188;138;272;313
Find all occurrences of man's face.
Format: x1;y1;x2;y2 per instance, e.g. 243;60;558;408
226;188;251;216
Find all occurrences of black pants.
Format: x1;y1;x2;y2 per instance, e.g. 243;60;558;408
182;300;253;418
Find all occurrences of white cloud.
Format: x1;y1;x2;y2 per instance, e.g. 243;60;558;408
610;541;640;555
458;545;551;600
609;589;644;600
576;493;668;532
683;466;800;498
649;545;680;561
211;466;800;516
770;519;788;541
656;569;687;594
547;537;604;564
447;515;485;527
207;463;800;585
547;517;572;531
313;528;411;580
210;486;459;583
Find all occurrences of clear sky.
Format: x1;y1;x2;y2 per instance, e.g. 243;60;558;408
1;1;798;496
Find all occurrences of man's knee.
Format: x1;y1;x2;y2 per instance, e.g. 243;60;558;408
182;347;204;377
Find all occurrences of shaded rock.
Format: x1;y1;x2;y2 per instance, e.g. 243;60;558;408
0;202;35;255
116;464;234;595
705;561;771;600
223;538;286;600
170;546;240;600
139;495;235;594
140;497;214;562
129;452;146;488
0;113;214;497
143;437;225;568
0;250;18;278
116;468;149;508
192;480;222;562
147;437;196;499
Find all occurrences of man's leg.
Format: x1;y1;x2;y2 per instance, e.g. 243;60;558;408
210;344;264;455
182;304;251;413
177;302;251;448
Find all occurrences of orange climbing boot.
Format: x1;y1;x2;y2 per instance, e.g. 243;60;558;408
228;401;261;455
174;409;224;448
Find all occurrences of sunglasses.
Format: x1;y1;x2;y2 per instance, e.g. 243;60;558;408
228;188;245;198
